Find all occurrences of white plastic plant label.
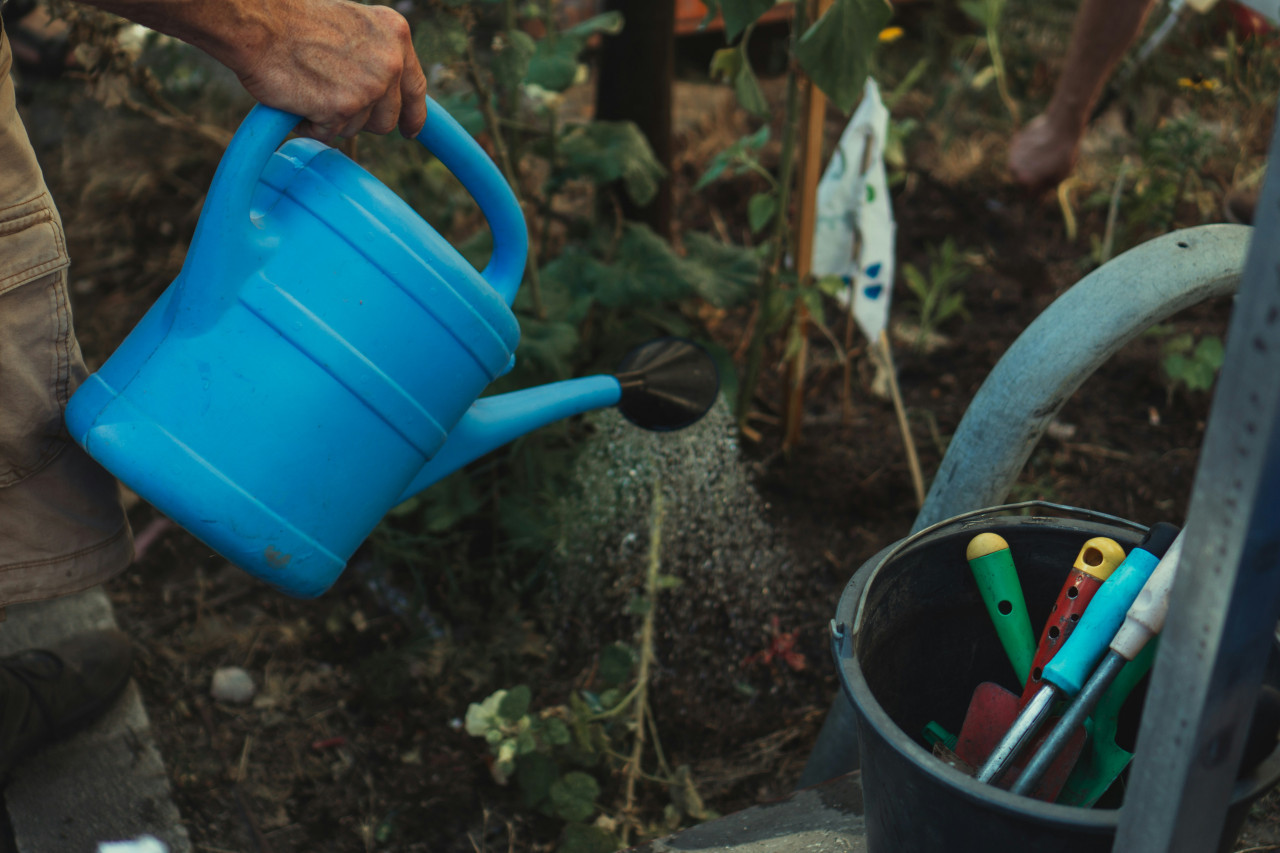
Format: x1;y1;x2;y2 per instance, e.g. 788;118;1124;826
811;76;896;344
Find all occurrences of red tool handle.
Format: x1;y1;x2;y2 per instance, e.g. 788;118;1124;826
1019;537;1126;705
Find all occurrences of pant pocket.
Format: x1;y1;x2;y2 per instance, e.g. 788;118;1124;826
0;268;80;487
0;194;69;296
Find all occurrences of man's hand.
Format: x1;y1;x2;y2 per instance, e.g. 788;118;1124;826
229;0;429;142
79;0;429;141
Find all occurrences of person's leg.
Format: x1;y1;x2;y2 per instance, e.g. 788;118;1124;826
0;18;135;773
1008;0;1158;191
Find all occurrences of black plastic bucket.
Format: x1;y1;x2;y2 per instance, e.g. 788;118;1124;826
833;503;1280;853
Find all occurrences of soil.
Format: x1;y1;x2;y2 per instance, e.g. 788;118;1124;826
12;12;1280;852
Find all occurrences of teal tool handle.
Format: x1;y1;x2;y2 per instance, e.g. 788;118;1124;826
967;533;1036;684
1044;522;1179;695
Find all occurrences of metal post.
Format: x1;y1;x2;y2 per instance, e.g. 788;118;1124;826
1113;105;1280;852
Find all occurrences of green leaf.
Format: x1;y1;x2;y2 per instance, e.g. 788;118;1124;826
544;717;572;746
516;753;558;808
681;232;760;308
628;595;652;616
656;573;684;590
413;14;469;65
693;126;770;191
465;690;507;736
549;771;600;822
516;727;539;755
499;685;532;722
432;91;486;138
528;14;624;93
599;643;637;687
1163;332;1195;356
558;822;620;853
748;192;778;234
557;122;667;205
795;0;892;112
565;10;625;39
720;0;779;41
493;30;538;97
709;43;768;117
1195;335;1225;368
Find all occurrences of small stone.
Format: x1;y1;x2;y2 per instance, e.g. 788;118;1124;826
210;667;256;704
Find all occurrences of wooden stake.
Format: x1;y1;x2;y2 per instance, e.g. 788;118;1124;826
782;0;833;452
877;329;927;508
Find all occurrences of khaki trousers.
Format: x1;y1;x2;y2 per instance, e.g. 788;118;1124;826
0;20;133;606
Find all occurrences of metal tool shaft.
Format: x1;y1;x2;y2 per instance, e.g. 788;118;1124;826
975;683;1057;784
1012;650;1126;795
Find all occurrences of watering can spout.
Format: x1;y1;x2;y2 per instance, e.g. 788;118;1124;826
397;375;623;503
395;336;723;503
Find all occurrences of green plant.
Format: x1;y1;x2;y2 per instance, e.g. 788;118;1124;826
1160;331;1225;399
694;0;891;427
464;481;715;852
900;238;972;348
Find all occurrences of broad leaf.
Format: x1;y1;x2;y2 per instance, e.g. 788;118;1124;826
413;14;469;65
558;822;620;853
557;122;667;205
549;771;600;822
795;0;892;112
748;192;777;233
528;13;624;92
498;684;533;721
599;643;636;687
710;44;768;117
680;232;760;308
516;753;558;808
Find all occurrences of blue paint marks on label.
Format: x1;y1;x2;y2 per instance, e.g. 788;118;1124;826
865;262;882;279
864;284;884;300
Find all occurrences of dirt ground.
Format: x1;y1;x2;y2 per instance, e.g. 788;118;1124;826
13;5;1280;851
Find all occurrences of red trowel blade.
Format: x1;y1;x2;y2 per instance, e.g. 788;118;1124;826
954;681;1087;802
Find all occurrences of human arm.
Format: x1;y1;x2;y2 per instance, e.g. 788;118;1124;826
1008;0;1157;190
74;0;428;142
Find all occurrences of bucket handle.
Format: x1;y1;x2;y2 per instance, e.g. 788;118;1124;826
177;95;528;332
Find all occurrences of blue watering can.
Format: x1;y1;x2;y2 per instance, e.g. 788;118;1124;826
65;96;717;599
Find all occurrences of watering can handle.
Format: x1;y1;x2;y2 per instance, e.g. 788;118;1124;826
415;101;527;306
183;96;527;323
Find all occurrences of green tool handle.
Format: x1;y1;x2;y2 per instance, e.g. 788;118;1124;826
968;535;1036;684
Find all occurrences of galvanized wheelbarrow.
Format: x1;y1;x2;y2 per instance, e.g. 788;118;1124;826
633;218;1280;852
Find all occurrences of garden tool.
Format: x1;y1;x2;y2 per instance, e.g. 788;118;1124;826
975;522;1181;788
1020;536;1127;700
1055;640;1158;807
1011;532;1185;797
953;536;1124;799
63;96;721;599
964;532;1036;683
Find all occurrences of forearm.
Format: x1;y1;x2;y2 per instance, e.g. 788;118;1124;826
1046;0;1158;133
69;0;429;140
72;0;272;71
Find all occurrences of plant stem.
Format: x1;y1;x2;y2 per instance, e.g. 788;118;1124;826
621;479;664;847
737;0;809;428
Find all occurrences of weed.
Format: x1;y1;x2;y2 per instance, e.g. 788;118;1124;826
465;480;716;852
901;238;972;349
1149;326;1225;403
